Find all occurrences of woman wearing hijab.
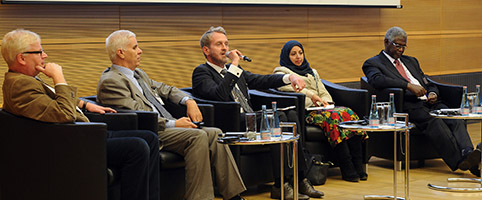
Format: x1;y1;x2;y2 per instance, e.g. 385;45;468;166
274;40;368;182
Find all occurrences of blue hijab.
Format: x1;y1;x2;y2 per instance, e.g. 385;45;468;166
279;40;314;77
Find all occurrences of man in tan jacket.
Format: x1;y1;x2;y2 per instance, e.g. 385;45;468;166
2;29;161;200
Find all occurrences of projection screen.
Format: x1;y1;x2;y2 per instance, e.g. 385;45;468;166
1;0;401;7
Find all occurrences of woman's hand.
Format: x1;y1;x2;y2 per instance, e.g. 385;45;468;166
311;95;329;107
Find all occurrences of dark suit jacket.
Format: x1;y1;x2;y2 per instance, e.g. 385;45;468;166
192;63;286;106
362;50;439;109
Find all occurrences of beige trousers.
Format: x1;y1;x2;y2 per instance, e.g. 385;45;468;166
159;127;246;200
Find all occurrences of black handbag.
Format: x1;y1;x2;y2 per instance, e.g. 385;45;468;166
305;154;332;185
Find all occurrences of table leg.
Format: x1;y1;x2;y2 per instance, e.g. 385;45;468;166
293;139;298;200
280;143;284;200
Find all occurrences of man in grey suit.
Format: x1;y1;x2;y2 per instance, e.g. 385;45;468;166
96;30;246;200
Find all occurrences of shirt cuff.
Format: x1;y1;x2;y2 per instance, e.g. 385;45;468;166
227;64;243;78
55;83;68;86
282;74;291;84
180;96;192;105
166;120;175;128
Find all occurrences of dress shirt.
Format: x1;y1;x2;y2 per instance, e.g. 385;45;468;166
382;51;430;100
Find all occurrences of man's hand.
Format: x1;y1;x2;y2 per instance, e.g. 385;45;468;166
83;101;117;114
427;92;438;104
311;95;329;107
186;99;203;122
226;49;242;67
289;74;305;92
175;117;197;128
406;83;427;97
35;62;66;85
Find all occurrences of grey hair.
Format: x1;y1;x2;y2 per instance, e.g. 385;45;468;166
200;26;226;48
385;26;407;42
1;29;40;66
105;30;136;63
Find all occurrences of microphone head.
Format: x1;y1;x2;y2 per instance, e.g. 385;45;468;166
242;56;252;62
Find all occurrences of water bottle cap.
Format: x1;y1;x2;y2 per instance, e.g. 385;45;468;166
477;85;480;87
389;93;394;96
272;101;277;104
463;86;467;88
372;94;376;97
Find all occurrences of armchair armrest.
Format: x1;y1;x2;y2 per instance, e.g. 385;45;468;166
0;109;107;200
181;87;241;132
84;112;138;131
322;79;370;118
360;76;404;113
427;77;463;108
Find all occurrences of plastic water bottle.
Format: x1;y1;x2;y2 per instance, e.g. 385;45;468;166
260;105;271;140
475;85;481;114
387;93;396;125
271;101;282;140
460;86;470;115
369;95;379;127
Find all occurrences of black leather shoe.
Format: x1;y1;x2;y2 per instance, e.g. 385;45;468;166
469;164;481;177
299;178;324;198
270;182;310;200
358;172;368;181
459;149;481;171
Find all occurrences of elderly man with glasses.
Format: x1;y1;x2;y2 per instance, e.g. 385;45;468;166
362;26;480;177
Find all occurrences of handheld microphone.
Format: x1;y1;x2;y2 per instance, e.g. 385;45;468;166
225;52;252;62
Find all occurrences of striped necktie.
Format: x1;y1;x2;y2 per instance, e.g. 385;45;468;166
134;72;174;119
220;69;254;113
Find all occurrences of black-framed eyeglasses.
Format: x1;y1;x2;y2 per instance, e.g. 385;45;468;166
392;42;407;50
22;49;43;55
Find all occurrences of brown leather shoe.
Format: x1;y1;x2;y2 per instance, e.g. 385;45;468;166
270;182;310;200
299;178;324;198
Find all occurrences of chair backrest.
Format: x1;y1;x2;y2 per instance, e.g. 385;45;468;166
0;109;107;200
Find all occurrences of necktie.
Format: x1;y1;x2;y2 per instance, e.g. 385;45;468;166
394;60;411;82
220;69;254;113
134;72;174;119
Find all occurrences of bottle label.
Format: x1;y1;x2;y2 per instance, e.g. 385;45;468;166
387;117;396;125
271;128;281;139
370;119;379;127
261;131;271;140
476;106;482;114
461;108;470;115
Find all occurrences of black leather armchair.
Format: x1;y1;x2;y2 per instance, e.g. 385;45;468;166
266;79;370;163
181;87;299;187
360;76;463;167
0;109;107;200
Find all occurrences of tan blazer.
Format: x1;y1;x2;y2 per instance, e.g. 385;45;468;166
2;71;88;122
97;65;189;131
273;66;333;108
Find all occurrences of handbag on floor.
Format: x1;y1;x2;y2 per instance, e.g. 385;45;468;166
305;154;332;185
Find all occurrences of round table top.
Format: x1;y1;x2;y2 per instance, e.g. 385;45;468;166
339;122;414;132
430;113;482;120
225;133;299;145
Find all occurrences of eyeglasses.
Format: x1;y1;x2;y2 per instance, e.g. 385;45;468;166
392;42;407;50
22;49;43;55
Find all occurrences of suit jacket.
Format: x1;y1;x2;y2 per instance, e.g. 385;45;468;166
362;50;439;108
192;63;286;106
2;71;88;122
97;65;189;130
273;66;333;108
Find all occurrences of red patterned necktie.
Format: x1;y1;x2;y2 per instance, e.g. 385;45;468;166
394;59;410;82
